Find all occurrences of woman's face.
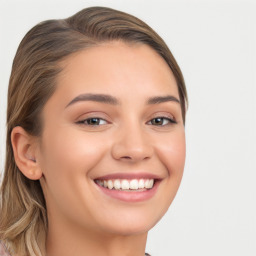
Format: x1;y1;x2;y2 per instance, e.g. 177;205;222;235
38;41;186;236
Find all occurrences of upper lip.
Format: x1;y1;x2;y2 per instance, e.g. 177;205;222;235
94;172;162;180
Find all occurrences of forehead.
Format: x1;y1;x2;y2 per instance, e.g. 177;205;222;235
54;41;179;105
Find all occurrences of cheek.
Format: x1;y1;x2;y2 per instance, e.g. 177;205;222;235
38;127;109;193
38;128;109;221
152;129;186;216
156;129;186;176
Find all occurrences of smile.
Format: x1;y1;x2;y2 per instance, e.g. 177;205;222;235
94;174;161;202
95;178;154;191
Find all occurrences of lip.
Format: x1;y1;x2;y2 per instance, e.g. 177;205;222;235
93;173;162;203
94;172;162;180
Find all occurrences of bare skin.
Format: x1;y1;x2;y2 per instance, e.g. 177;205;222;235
12;41;186;256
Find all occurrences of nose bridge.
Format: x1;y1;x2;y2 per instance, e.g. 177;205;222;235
111;118;153;162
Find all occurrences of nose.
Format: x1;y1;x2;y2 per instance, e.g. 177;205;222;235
111;122;154;163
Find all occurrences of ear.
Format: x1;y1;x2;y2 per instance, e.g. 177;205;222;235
11;126;43;180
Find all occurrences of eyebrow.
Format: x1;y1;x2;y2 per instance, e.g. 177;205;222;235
146;95;180;104
66;93;119;107
65;93;180;108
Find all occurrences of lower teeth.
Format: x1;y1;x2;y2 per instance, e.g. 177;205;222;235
107;188;148;191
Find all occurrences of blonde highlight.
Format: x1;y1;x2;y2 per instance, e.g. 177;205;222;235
0;6;187;256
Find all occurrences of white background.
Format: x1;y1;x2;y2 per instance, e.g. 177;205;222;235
0;0;255;255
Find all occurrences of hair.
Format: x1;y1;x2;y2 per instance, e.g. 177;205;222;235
0;6;187;256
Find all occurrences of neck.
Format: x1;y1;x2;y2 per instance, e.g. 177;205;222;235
46;218;148;256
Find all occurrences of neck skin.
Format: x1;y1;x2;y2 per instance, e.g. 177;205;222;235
45;215;148;256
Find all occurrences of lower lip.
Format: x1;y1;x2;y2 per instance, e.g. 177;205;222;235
95;180;160;202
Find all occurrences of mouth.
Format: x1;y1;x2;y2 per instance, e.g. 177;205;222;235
95;178;154;191
93;174;161;202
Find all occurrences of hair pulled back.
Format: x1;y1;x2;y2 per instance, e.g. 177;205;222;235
0;6;187;256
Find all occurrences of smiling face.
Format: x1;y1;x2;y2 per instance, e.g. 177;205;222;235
37;41;186;237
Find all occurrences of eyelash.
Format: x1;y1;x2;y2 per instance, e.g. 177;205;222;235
147;116;177;126
76;118;108;126
76;116;177;126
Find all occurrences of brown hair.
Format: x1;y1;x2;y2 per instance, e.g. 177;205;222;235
0;6;187;256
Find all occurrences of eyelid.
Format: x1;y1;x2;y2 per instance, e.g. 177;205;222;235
75;110;110;121
147;116;177;125
150;112;176;120
74;111;112;127
76;117;109;126
74;111;177;127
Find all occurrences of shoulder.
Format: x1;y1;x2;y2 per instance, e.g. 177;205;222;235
0;241;11;256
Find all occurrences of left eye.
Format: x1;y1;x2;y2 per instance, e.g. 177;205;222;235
77;118;108;126
148;117;176;126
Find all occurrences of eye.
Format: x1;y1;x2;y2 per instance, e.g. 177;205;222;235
148;117;177;126
77;117;108;126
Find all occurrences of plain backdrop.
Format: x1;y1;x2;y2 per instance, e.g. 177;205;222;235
0;0;255;255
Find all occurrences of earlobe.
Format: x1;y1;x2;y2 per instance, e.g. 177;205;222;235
11;126;43;180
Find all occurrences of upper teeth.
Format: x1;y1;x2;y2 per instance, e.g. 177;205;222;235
96;179;154;190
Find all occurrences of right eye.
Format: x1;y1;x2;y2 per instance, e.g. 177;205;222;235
76;117;108;126
148;117;176;126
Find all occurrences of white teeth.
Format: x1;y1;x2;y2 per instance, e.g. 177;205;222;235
107;180;114;189
138;179;144;189
130;179;139;190
96;178;155;190
148;179;154;188
145;179;154;189
145;180;150;188
113;179;121;190
121;179;130;190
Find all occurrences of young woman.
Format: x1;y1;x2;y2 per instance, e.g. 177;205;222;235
0;6;187;256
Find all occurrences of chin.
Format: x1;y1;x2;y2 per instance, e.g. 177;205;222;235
95;207;166;236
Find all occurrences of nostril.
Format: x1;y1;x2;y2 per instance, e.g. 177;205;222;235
122;156;132;159
111;141;154;162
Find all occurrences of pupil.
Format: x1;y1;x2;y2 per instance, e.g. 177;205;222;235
89;118;99;125
153;118;163;125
